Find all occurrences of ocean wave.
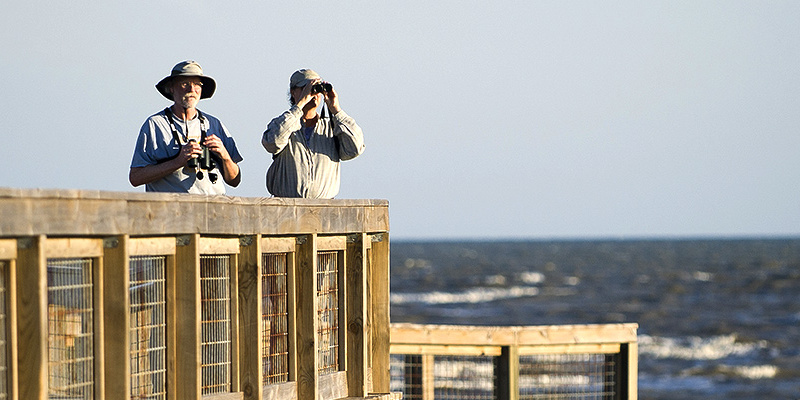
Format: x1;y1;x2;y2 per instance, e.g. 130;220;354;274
683;364;779;380
638;334;768;360
391;286;540;305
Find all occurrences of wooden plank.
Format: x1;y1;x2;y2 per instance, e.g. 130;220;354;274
286;251;298;383
166;254;177;400
230;253;241;393
389;324;516;346
346;233;368;397
389;344;502;357
0;196;128;237
237;235;261;400
421;354;434;400
92;255;106;398
517;343;621;355
44;238;103;258
175;234;201;400
625;342;638;400
0;239;16;259
261;237;295;254
103;236;134;399
200;392;244;400
370;233;391;393
294;234;318;400
317;236;347;251
390;323;638;347
262;381;297;400
515;324;638;345
337;250;347;374
341;394;402;400
198;237;240;255
0;189;389;237
15;236;47;400
129;237;176;256
318;371;348;400
495;345;519;400
6;258;19;400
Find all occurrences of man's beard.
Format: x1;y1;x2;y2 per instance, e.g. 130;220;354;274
180;95;198;109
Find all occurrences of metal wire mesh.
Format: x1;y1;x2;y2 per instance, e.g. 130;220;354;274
47;258;94;399
129;255;167;400
0;261;8;400
316;251;339;375
261;253;289;385
519;353;617;399
390;354;496;400
390;354;422;400
200;255;232;395
435;355;495;400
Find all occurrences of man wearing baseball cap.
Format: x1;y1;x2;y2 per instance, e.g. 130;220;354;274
130;60;242;194
261;68;364;198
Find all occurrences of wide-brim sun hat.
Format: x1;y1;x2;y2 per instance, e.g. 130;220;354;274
156;60;216;100
289;69;321;88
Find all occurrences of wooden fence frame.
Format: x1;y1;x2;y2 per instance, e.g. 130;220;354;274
390;323;639;400
0;188;397;400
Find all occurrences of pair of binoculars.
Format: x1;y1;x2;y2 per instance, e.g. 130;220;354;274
311;82;333;94
186;140;214;170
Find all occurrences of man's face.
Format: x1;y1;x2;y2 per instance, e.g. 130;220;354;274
170;77;203;109
291;85;322;111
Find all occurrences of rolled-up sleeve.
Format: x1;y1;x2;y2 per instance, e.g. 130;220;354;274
262;106;303;154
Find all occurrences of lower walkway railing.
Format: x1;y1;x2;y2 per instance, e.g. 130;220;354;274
389;323;638;400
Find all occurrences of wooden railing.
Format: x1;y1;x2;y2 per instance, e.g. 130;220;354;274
0;188;398;400
389;323;638;400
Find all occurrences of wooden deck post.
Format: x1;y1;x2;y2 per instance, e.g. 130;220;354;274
102;235;130;399
346;233;369;396
15;236;47;400
370;233;391;393
0;239;19;400
175;234;201;400
495;345;519;400
238;234;262;400
295;234;318;400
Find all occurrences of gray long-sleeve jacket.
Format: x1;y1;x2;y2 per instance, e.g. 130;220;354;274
262;105;365;198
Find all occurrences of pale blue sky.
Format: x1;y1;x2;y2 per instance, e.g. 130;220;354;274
2;1;799;239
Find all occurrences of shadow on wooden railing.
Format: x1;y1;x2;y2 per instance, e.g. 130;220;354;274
389;323;638;400
0;188;398;400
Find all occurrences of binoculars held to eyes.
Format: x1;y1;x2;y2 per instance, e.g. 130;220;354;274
311;82;333;94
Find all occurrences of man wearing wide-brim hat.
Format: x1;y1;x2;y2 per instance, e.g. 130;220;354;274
129;60;243;194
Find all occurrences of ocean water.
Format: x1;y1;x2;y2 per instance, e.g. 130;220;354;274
389;238;800;400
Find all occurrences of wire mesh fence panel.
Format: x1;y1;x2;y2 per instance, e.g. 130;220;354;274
390;354;496;400
262;253;289;386
316;251;339;375
129;255;167;400
519;353;617;400
0;262;7;400
200;255;232;395
389;354;422;400
47;258;94;400
435;355;496;400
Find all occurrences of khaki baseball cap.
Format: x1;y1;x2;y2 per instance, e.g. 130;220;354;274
289;69;321;88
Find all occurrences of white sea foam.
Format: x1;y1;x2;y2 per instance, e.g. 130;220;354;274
693;271;713;281
519;271;545;284
719;364;778;379
391;286;539;305
484;274;507;285
638;334;768;360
